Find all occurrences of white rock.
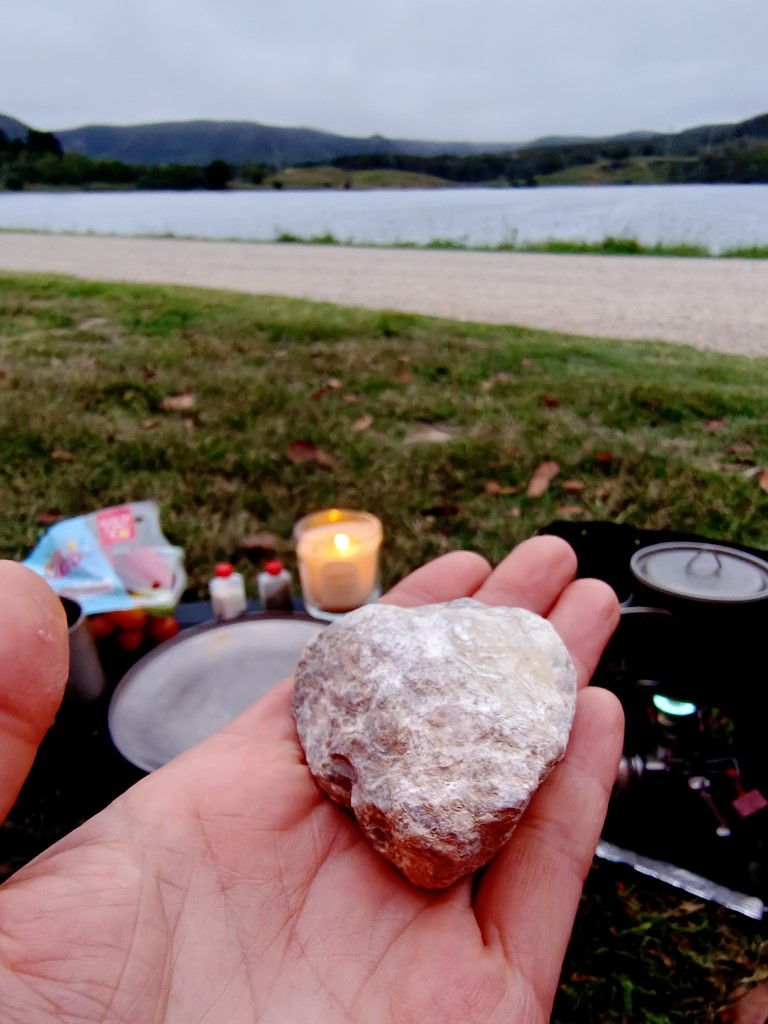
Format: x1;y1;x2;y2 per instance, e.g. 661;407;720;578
292;598;577;888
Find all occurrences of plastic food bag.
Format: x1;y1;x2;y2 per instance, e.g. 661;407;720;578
23;501;187;615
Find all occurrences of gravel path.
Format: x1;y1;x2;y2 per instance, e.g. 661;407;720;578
1;231;767;357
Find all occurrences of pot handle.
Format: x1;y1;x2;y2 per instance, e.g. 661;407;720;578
620;595;674;619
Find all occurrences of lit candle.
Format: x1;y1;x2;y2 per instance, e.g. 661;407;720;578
294;509;383;618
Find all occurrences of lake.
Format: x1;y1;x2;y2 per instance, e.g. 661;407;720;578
2;184;768;252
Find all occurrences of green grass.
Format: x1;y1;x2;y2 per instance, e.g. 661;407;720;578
267;165;454;189
2;273;768;1020
2;272;767;597
268;230;760;260
4;224;768;258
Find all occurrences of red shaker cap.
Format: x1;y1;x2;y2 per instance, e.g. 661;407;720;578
215;562;234;577
265;560;284;576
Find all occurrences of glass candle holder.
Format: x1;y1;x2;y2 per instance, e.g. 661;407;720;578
293;509;383;621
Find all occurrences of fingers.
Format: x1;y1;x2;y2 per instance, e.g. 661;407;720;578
474;685;624;1012
0;562;69;822
381;550;491;608
470;535;578;615
385;536;618;690
548;577;620;688
383;536;580;615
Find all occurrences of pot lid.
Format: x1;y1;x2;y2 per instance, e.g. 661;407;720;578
630;542;768;603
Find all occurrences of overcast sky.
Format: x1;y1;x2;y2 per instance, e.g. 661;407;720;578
3;0;766;143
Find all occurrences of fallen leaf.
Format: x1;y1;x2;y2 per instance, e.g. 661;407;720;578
506;506;522;518
163;392;196;412
420;504;459;518
484;480;520;495
36;509;63;526
310;386;327;400
404;424;454;444
341;393;361;404
521;358;532;370
595;451;614;468
526;460;560;497
705;418;727;433
140;364;157;382
51;449;75;462
561;479;586;494
287;439;340;470
728;442;755;457
141;418;161;431
719;982;768;1024
352;414;373;431
326;377;342;390
542;393;560;408
760;469;768;494
648;947;676;970
237;531;279;553
182;417;197;430
480;371;514;392
555;504;584;517
397;370;415;383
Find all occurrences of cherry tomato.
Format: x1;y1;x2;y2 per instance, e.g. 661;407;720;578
87;614;114;639
115;628;145;651
147;615;180;644
108;608;149;631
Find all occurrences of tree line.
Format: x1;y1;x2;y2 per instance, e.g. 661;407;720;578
0;129;274;191
3;125;768;190
328;135;768;185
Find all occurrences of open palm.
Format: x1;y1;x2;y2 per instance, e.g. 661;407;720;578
0;536;622;1023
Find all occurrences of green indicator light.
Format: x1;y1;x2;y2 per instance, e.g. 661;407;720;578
652;694;698;717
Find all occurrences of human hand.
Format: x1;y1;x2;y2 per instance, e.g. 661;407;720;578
0;537;622;1023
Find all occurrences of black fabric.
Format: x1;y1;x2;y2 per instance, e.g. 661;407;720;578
539;520;768;902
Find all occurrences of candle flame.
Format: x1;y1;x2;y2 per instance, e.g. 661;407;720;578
334;532;350;553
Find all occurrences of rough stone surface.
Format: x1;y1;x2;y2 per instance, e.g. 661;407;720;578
292;598;577;889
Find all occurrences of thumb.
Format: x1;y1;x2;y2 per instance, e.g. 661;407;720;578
0;561;69;822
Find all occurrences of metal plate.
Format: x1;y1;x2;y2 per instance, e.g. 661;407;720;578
630;541;768;603
108;613;325;772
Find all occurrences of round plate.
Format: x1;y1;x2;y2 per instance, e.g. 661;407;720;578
108;613;326;771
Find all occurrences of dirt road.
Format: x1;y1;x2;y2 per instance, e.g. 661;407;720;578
1;231;767;356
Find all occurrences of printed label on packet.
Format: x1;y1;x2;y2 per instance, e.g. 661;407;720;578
96;506;136;547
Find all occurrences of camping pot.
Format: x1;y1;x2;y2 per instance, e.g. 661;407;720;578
620;541;768;702
629;541;768;611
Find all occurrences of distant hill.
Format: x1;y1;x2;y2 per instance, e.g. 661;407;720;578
51;120;528;167
1;110;766;168
0;113;653;166
0;114;30;140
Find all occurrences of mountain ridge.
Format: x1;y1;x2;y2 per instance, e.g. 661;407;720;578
1;110;764;168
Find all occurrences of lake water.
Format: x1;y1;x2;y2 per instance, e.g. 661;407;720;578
2;184;768;252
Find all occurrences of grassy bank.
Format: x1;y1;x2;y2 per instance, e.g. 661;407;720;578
2;272;767;590
274;229;768;259
3;224;768;259
2;273;768;1020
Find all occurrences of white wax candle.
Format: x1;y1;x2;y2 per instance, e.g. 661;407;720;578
296;514;382;613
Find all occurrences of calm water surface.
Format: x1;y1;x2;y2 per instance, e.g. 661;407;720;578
2;184;768;252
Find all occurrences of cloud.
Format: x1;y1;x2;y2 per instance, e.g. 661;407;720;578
2;0;766;140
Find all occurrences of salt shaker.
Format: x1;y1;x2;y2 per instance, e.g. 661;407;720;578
209;562;247;620
257;560;293;611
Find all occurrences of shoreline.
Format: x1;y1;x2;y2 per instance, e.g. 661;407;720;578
1;230;767;357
